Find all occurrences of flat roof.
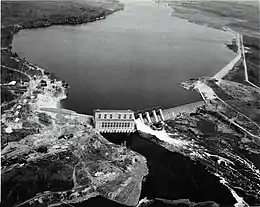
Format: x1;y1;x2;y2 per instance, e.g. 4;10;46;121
94;109;134;113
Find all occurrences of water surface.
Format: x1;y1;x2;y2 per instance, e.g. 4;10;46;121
11;1;240;205
12;0;235;114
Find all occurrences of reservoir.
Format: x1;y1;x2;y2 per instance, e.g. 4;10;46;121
11;0;241;205
12;0;236;114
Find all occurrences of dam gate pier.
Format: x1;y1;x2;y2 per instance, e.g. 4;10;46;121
93;101;204;133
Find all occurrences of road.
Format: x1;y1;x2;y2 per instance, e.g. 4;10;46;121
213;28;260;91
239;34;260;90
213;30;241;80
1;64;32;80
195;81;260;139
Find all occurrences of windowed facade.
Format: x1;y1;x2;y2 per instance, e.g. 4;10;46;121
94;110;135;133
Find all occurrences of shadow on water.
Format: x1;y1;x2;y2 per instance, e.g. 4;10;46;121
100;133;235;206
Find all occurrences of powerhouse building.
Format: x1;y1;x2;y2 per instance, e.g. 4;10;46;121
94;109;135;133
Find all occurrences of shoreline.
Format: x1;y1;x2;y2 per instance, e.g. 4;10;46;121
155;0;260;91
2;1;260;206
1;0;124;113
8;0;237;116
154;0;236;39
5;0;238;113
1;2;149;206
1;1;124;48
161;0;260;87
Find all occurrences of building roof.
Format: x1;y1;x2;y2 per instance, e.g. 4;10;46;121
94;109;134;113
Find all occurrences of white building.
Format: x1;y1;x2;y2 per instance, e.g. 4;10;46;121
94;109;135;133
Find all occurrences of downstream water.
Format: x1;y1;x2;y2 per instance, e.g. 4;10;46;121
12;0;239;205
12;0;235;115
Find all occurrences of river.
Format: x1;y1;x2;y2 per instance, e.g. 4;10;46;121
12;0;239;205
12;0;235;115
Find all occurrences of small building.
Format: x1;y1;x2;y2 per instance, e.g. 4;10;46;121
94;109;135;133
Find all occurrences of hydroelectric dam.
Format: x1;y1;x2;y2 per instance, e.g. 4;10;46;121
93;101;204;133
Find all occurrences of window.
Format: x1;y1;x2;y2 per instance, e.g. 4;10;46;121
118;114;121;119
129;115;132;119
104;114;107;119
102;123;104;128
110;114;113;119
124;114;127;119
98;114;101;119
